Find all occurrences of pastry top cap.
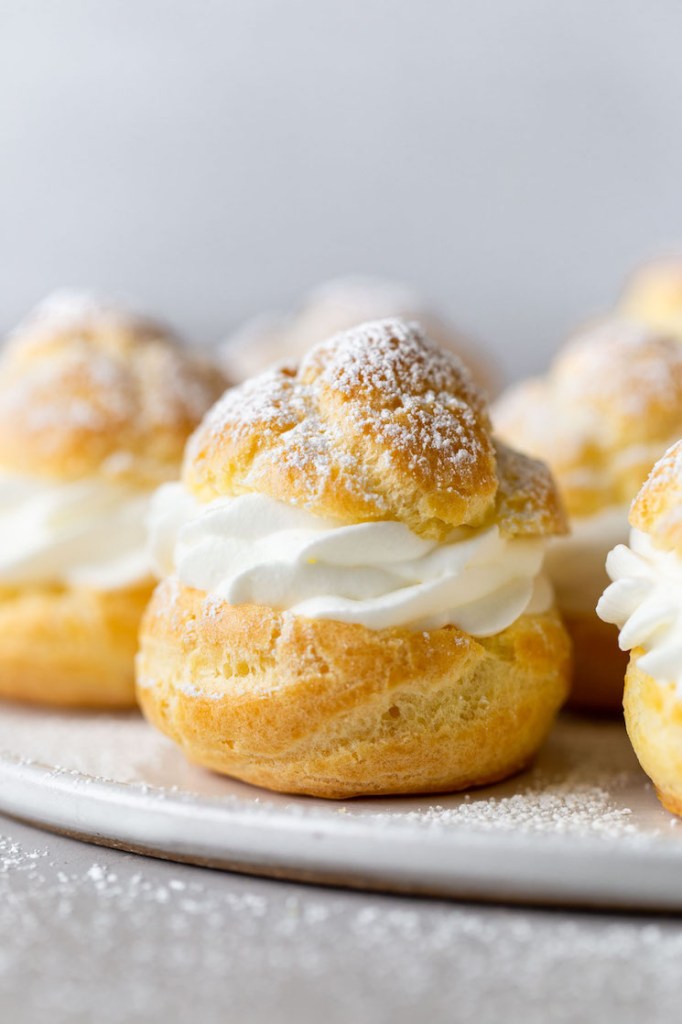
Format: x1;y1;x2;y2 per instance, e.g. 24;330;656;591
493;316;682;517
629;440;682;553
0;290;227;485
621;257;682;336
186;317;565;540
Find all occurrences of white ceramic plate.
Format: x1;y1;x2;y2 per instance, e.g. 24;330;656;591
0;703;680;910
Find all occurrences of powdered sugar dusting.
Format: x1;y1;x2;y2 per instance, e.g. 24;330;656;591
9;289;138;337
494;316;682;515
188;318;507;532
311;318;488;482
0;347;134;436
363;779;636;839
0;703;667;841
556;317;682;420
0;291;225;479
494;441;567;536
313;318;477;400
629;438;682;547
7;818;682;1024
497;317;682;452
644;440;682;490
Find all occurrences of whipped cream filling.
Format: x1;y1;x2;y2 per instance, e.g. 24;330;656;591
150;485;553;634
0;474;153;590
597;528;682;692
545;504;630;614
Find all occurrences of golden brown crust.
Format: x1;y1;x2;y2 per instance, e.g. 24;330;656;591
220;277;501;395
0;581;153;708
494;440;567;538
136;579;571;799
623;650;682;816
0;292;228;486
629;440;682;553
493;317;682;517
0;294;228;708
186;319;566;540
562;610;628;713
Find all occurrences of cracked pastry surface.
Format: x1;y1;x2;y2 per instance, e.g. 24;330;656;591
138;318;570;798
494;316;682;711
0;290;227;708
0;289;225;486
493;317;682;518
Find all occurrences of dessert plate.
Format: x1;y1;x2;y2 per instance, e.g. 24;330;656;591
0;703;680;911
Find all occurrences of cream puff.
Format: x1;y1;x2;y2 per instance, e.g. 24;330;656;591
220;276;500;394
137;317;570;799
598;441;682;815
0;290;226;708
494;317;682;712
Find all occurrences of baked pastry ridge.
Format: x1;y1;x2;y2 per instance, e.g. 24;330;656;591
0;290;226;707
138;318;571;798
598;441;682;814
493;316;682;711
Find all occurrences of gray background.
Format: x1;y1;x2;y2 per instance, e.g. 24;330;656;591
3;9;682;1018
2;0;682;380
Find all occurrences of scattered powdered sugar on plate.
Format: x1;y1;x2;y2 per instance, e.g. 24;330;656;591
361;778;637;839
3;819;682;1024
0;704;671;848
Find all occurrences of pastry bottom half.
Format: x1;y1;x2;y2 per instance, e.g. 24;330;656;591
624;652;682;816
0;581;154;708
562;611;629;714
136;579;572;799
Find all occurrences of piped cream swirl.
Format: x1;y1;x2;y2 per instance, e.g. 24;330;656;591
597;528;682;691
0;474;153;590
150;484;553;634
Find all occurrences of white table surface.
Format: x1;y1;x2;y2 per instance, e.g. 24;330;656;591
2;814;682;1024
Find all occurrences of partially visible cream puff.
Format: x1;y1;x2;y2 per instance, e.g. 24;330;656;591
598;441;682;815
0;290;227;708
620;257;682;337
138;318;570;799
220;276;500;394
494;317;682;711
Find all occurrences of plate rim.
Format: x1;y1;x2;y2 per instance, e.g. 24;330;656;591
1;753;681;912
